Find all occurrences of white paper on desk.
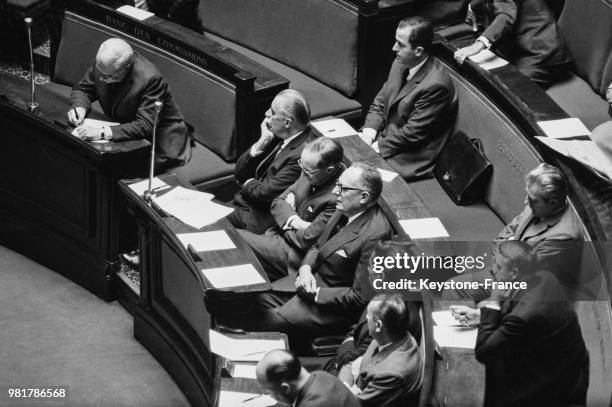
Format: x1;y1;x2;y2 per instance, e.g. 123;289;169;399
432;310;462;326
399;218;449;239
311;118;357;139
209;330;285;361
177;230;236;252
152;186;230;229
128;177;168;197
536;137;612;180
218;391;276;407
232;363;257;379
468;49;508;70
116;5;154;21
537;118;591;139
377;168;399;182
433;325;478;349
201;264;264;289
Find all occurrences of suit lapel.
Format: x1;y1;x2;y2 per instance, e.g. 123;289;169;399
389;57;434;109
318;208;373;259
255;141;281;179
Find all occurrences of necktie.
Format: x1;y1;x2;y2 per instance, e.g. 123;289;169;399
255;142;282;180
328;215;348;240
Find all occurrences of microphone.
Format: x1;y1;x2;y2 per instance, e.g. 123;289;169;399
24;17;39;115
144;101;163;203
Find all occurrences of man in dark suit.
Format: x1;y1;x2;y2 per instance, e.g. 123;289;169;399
338;294;422;407
256;350;359;407
227;89;315;234
68;38;193;173
451;241;589;407
227;163;394;344
454;0;570;88
361;17;457;182
238;137;345;281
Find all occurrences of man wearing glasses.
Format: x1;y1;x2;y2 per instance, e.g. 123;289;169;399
68;38;193;173
222;163;394;349
238;137;345;281
227;89;315;234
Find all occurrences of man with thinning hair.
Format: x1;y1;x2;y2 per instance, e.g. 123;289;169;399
256;350;359;407
450;241;589;407
68;38;193;172
228;89;316;234
238;137;345;281
361;16;456;181
222;163;394;346
339;294;423;407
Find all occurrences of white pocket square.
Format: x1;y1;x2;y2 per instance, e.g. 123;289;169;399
334;249;348;258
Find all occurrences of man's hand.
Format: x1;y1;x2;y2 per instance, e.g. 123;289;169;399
67;107;86;126
285;192;296;209
454;41;485;65
74;125;103;141
251;117;275;156
450;305;481;326
358;128;377;146
295;265;317;295
290;218;311;231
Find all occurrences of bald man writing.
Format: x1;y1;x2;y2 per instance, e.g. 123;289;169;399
68;38;193;172
256;350;359;407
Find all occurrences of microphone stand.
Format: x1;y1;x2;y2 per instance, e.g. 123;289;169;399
143;101;163;203
24;17;39;115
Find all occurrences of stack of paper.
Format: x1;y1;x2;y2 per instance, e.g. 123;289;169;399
536;137;612;180
209;330;285;361
432;310;462;326
399;218;449;239
200;264;265;289
218;391;276;407
152;186;232;229
311;118;358;139
377;168;399;182
433;326;478;349
177;230;236;252
536;118;591;139
231;363;258;379
128;177;169;197
468;49;508;71
116;5;155;21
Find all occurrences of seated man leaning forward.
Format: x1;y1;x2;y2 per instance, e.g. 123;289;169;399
224;163;394;341
68;38;193;173
238;137;345;281
227;89;316;234
256;349;359;407
339;294;422;407
450;241;589;407
360;16;457;182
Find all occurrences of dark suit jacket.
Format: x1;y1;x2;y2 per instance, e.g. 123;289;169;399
480;0;569;69
270;168;343;253
70;52;193;171
296;371;360;407
232;128;314;233
476;270;589;407
356;336;423;407
274;206;394;333
364;57;457;181
496;204;584;284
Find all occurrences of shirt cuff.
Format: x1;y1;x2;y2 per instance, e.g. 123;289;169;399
283;215;299;230
361;128;377;145
314;287;321;302
477;36;492;49
485;303;501;311
341;337;354;344
243;178;255;187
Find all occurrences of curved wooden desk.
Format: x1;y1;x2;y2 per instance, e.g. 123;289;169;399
119;174;274;407
0;73;149;300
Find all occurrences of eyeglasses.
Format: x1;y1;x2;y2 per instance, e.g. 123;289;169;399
335;181;365;193
298;159;322;176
